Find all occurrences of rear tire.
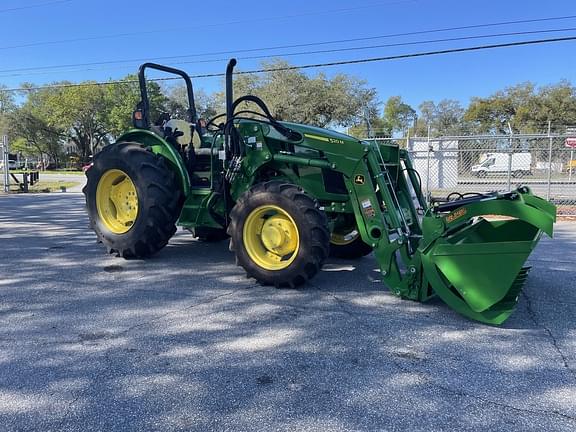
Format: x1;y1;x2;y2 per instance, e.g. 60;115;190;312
330;228;373;259
83;142;183;258
228;181;330;288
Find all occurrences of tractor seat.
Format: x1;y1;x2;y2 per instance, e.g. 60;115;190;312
164;119;197;148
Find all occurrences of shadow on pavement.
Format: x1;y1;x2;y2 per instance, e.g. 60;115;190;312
0;194;574;431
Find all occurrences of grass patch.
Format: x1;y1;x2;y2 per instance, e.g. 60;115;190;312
13;181;80;193
9;170;84;175
43;170;85;175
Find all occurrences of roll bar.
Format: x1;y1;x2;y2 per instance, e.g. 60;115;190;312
136;63;198;128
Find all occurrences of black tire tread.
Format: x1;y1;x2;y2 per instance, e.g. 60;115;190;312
84;142;183;259
228;181;330;288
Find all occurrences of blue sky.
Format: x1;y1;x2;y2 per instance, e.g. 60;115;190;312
1;0;576;111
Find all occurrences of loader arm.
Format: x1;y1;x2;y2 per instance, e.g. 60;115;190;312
246;128;556;325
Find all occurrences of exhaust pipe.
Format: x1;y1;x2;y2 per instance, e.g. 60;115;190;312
226;59;237;125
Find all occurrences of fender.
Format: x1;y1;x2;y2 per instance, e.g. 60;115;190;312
117;129;191;197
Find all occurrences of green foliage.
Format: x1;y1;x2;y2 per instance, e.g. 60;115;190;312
7;59;576;169
0;84;16;134
166;84;221;120
44;83;110;162
10;77;167;165
104;76;167;137
464;82;576;134
9;91;65;166
231;59;378;128
347;116;389;139
415;99;466;136
383;96;415;134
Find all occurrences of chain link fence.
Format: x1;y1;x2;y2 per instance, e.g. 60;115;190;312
372;134;576;216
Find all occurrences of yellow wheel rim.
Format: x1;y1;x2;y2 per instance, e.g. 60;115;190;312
96;169;139;234
243;205;300;271
331;227;360;246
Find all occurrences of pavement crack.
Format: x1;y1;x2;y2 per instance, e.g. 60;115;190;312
54;285;253;428
316;285;576;424
522;290;576;379
117;285;254;336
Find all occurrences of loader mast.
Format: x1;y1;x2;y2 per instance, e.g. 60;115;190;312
345;141;430;303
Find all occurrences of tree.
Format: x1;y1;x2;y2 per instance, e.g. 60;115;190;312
104;76;168;138
231;59;378;128
383;96;415;135
462;82;576;134
42;83;111;162
0;85;15;135
415;99;466;136
522;81;576;132
347;115;388;139
9;104;64;166
165;84;221;120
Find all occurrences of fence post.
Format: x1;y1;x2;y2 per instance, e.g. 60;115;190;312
570;149;574;183
507;122;513;192
546;120;553;201
1;135;9;193
425;124;431;203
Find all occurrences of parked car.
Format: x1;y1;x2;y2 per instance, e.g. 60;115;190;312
0;160;19;170
471;153;532;178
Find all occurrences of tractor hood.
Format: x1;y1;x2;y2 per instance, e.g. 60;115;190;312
280;121;359;145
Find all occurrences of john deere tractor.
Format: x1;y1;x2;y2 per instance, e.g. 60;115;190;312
84;60;556;325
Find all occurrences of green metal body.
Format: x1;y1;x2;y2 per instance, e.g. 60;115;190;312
126;117;555;325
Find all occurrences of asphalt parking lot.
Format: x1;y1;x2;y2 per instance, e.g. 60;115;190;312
0;193;575;432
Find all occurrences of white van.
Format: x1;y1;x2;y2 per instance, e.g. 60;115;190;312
471;153;532;178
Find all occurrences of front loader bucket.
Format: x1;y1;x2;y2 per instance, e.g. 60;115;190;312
419;189;556;325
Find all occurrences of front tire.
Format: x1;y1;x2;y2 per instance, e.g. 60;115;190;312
83;142;183;258
228;181;330;288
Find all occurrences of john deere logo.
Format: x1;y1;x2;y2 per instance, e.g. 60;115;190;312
354;175;365;185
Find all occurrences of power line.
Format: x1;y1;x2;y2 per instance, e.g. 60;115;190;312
0;0;416;51
4;35;576;93
142;27;576;69
0;0;72;14
3;13;576;74
2;26;576;79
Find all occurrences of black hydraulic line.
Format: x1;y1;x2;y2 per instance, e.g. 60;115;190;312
432;192;499;212
231;95;301;141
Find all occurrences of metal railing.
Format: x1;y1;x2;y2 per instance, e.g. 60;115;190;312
369;133;576;216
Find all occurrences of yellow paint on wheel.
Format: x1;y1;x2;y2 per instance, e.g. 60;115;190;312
96;169;139;234
330;228;360;246
243;205;300;270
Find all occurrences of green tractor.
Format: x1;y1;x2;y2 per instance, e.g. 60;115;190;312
84;60;556;325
